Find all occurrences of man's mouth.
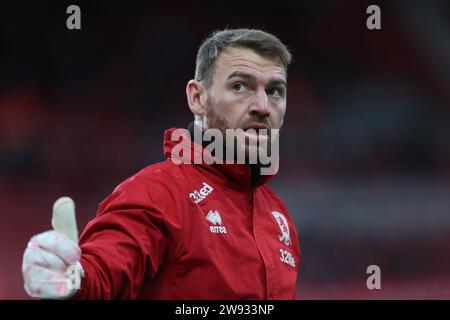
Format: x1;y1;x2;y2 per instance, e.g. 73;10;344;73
241;124;270;141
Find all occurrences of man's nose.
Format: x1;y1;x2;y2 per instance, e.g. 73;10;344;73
249;89;270;117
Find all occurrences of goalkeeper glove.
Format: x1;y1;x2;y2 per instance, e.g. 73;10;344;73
22;197;83;299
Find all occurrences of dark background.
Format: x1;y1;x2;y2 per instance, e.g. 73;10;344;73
1;0;449;299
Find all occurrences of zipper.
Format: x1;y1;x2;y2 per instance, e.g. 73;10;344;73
249;187;270;299
248;189;254;236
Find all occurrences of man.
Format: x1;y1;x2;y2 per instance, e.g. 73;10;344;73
22;28;301;299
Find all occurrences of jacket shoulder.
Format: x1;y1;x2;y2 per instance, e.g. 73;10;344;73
98;160;185;214
259;184;287;207
116;160;184;192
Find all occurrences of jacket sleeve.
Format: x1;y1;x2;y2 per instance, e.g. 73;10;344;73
72;177;167;299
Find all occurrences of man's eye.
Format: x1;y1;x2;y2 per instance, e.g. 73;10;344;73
232;83;247;92
267;87;283;97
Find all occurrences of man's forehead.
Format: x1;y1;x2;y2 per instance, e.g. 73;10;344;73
215;47;286;80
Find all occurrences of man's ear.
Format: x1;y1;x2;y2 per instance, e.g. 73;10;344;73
186;80;206;118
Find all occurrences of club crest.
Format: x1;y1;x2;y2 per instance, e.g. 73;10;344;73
271;211;291;246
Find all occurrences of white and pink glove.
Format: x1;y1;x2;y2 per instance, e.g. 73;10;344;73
22;197;84;299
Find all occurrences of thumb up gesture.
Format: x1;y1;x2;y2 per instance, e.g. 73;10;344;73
22;197;83;299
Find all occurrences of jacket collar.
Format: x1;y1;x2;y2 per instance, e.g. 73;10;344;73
163;127;279;190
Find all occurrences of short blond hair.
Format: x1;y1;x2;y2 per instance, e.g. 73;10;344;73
195;28;292;88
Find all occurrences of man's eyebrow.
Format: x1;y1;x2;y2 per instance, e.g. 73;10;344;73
227;71;287;87
227;71;256;81
267;78;287;88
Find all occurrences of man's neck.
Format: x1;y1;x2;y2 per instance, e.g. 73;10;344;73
186;122;264;187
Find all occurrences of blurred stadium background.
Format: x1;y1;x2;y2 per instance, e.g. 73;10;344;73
1;0;449;299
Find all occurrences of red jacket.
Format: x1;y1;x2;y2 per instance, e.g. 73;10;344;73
74;127;300;299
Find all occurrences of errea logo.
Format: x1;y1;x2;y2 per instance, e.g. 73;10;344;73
206;210;227;234
189;182;214;204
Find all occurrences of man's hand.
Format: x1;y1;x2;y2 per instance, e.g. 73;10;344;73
22;197;83;299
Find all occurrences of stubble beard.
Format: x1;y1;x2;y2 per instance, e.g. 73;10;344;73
204;97;273;163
